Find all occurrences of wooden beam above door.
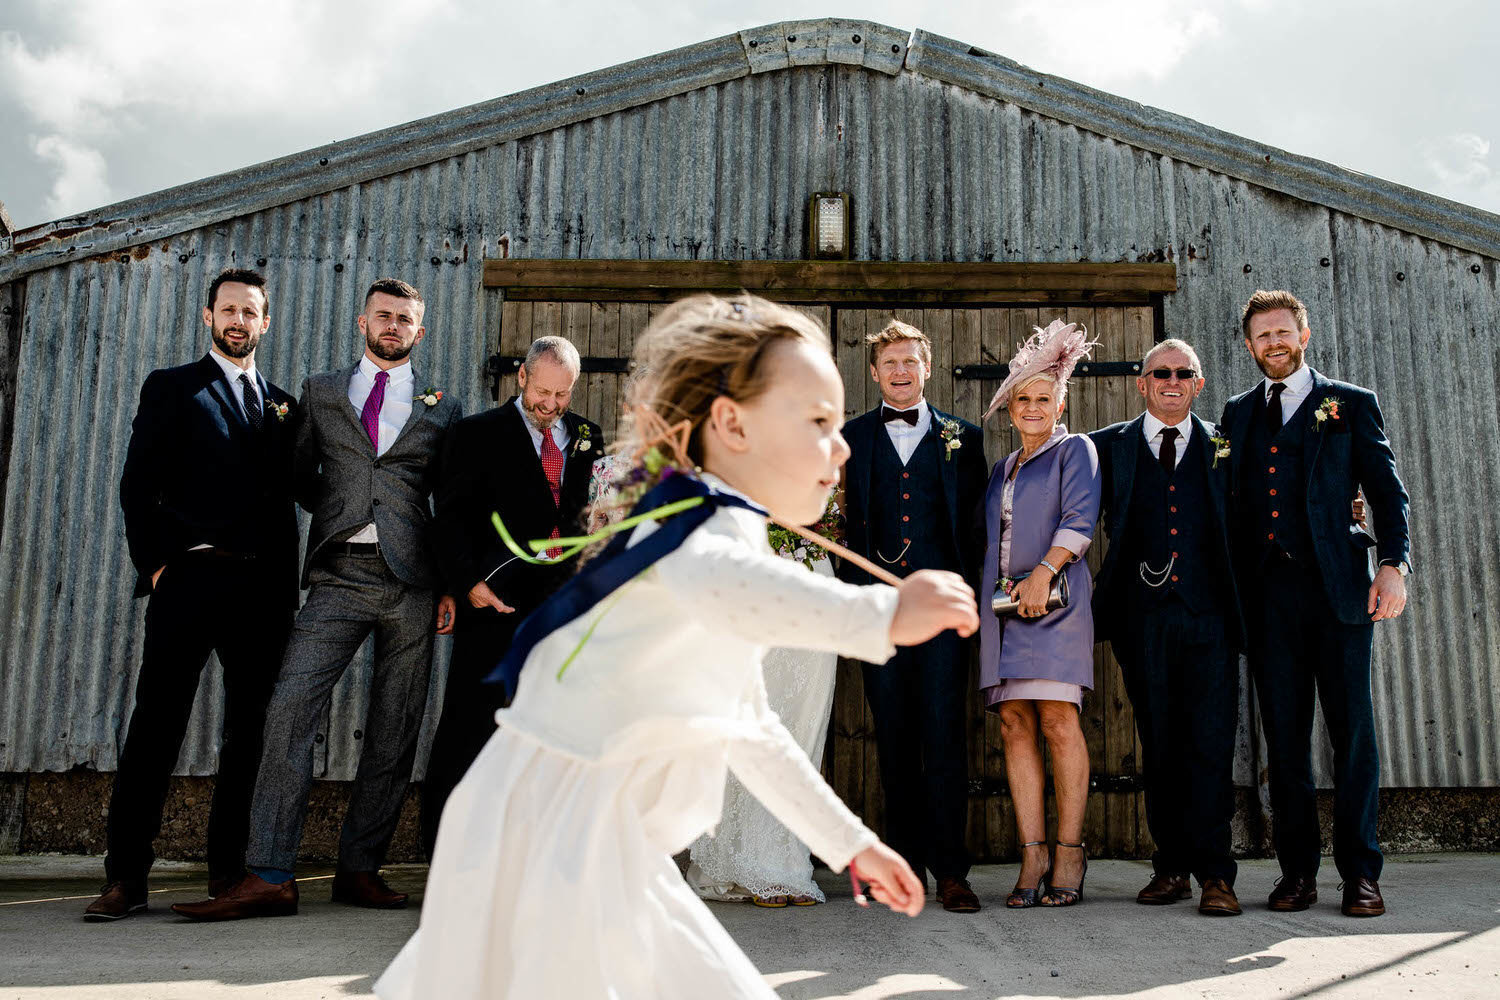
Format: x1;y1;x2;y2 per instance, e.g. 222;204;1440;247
482;259;1176;305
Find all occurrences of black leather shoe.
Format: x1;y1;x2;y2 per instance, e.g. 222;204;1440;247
83;881;147;921
331;870;409;909
1137;872;1191;905
1341;877;1385;917
1267;874;1318;912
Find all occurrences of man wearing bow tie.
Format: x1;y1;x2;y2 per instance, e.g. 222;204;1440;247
1220;290;1410;919
88;269;300;920
837;320;987;912
173;278;463;921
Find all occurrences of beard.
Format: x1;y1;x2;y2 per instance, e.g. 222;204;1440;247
367;331;415;362
522;397;564;429
1253;342;1304;380
212;323;260;359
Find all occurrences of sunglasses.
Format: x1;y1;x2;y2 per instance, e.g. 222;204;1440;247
1147;367;1199;380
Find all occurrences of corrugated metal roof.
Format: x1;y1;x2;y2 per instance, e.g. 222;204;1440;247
0;30;1496;788
4;17;1500;283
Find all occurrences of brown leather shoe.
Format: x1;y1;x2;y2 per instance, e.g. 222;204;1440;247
936;876;981;913
1341;877;1385;917
1136;872;1191;905
171;873;298;921
331;870;408;909
83;882;147;921
1267;874;1317;912
1198;879;1242;916
207;877;235;899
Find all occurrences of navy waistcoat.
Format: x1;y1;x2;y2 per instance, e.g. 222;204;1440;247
867;428;954;578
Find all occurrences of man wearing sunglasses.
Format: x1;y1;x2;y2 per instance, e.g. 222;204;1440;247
1090;339;1245;916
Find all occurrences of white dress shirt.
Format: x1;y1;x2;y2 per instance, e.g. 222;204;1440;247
1141;411;1194;460
880;398;931;465
347;357;415;543
515;396;572;485
208;348;262;420
1263;363;1314;425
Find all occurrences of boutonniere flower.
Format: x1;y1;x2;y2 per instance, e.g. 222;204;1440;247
1313;395;1342;428
937;417;962;462
573;423;593;455
1209;433;1231;468
269;402;290;422
419;386;444;407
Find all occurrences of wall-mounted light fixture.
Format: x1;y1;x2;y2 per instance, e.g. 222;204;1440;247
807;192;851;259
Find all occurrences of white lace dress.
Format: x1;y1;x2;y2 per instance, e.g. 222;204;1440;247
688;557;840;902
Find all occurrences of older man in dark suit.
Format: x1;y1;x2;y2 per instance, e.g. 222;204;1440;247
837;320;987;912
1222;289;1410;918
87;269;300;920
173;278;462;921
421;335;605;857
1091;338;1244;916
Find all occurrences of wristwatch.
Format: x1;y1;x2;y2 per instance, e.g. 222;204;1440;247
1380;559;1411;578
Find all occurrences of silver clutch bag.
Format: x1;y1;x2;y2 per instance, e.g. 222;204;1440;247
992;570;1070;618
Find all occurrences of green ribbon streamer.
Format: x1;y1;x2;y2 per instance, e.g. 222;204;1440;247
489;495;706;566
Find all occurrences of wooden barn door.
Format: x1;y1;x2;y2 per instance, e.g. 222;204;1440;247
824;305;1157;861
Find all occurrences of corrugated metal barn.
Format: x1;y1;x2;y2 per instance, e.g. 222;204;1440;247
1;19;1496;861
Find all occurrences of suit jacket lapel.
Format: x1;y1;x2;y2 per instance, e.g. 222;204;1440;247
929;405;959;540
1303;369;1329;488
501;398;555;510
859;408;879;528
334;362;372;449
200;355;252;434
1228;389;1254;489
387;368;430;453
1113;415;1145;533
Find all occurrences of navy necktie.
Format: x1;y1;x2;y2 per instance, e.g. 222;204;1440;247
1266;382;1286;435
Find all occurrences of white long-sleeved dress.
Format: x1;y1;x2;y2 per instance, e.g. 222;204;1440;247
375;482;899;999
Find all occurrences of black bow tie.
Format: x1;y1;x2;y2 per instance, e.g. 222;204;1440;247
882;406;919;426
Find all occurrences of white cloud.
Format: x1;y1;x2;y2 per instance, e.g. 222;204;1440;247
1420;132;1500;208
996;0;1228;84
32;134;112;217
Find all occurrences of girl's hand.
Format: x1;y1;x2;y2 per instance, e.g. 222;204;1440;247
1015;567;1053;618
851;842;925;917
890;570;978;643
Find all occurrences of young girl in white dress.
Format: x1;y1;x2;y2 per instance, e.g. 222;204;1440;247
375;294;978;999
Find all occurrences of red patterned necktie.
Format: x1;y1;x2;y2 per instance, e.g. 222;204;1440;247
539;427;565;557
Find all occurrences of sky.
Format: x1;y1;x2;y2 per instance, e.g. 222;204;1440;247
1;0;1498;231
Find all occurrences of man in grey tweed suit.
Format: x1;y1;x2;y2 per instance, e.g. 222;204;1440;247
174;278;462;921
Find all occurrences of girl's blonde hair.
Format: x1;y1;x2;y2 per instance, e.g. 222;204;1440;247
617;293;830;464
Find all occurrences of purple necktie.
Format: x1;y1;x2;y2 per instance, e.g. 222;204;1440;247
361;370;388;451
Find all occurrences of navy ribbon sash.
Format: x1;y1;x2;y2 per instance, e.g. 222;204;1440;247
483;473;767;698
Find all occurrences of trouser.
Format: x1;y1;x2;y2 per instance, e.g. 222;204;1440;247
1247;554;1380;881
105;550;292;886
861;630;970;883
246;552;436;873
1115;596;1238;884
420;601;519;858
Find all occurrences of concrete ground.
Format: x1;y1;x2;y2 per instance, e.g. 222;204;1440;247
1;854;1496;999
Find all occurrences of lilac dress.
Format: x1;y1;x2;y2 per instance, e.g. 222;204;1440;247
979;425;1101;709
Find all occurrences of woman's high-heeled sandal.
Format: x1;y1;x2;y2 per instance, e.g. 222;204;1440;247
1006;841;1052;908
1041;842;1088;906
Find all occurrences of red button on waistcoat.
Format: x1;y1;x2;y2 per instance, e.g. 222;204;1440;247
1268;466;1277;474
1171;575;1179;583
902;472;910;479
1170;506;1178;513
1169;485;1176;493
902;515;910;522
903;493;910;500
1269;488;1277;496
1268;532;1276;540
1271;446;1279;454
903;537;911;545
1172;551;1179;558
1170;528;1178;535
1272;511;1280;518
901;560;908;567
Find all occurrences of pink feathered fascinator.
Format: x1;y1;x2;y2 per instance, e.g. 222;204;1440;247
985;318;1101;417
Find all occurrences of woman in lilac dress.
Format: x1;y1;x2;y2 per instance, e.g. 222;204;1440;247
979;320;1102;909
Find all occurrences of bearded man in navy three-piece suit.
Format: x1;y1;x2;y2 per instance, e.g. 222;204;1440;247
1221;289;1411;919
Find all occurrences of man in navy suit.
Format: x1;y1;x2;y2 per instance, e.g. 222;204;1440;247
837;320;987;912
1091;338;1244;916
87;269;300;920
1222;290;1410;918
